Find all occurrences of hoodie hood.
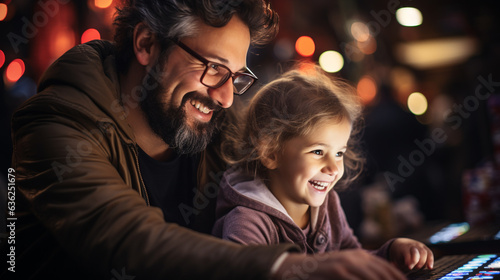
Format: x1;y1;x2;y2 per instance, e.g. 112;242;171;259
37;40;133;141
216;168;322;230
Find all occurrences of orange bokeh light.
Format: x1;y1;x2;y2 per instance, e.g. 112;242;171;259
6;59;25;83
0;50;5;68
357;75;377;105
95;0;113;9
357;36;377;55
81;28;101;44
295;36;315;57
0;3;8;21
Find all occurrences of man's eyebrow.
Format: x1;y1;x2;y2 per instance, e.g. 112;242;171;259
203;52;247;73
205;54;229;65
204;54;246;72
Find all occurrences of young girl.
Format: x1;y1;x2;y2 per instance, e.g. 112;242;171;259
212;65;433;272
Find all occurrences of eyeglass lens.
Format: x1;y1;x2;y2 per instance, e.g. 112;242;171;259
202;62;254;95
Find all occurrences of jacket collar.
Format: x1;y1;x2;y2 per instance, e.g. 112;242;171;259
223;168;322;231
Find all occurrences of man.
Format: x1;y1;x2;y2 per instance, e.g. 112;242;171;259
3;0;411;279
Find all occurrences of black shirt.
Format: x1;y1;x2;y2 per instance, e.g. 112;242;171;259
137;147;200;229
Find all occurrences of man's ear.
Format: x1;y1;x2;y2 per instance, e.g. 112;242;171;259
261;151;278;170
133;23;158;66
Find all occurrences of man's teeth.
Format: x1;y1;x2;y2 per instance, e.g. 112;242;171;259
190;100;211;114
309;180;329;190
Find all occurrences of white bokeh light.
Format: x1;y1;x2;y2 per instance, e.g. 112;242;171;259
407;92;428;115
396;7;423;27
319;51;344;73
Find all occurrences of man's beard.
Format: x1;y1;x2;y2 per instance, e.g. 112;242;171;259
139;65;225;155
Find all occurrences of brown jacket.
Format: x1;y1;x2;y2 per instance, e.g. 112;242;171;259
3;41;296;280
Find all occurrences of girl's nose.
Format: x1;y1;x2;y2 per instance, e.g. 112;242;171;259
322;157;340;176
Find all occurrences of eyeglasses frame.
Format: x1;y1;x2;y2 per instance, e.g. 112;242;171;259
172;39;258;95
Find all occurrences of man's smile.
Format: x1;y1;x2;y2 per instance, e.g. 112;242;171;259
182;91;222;123
190;99;213;114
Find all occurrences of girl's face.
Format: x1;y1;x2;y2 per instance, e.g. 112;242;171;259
267;119;352;211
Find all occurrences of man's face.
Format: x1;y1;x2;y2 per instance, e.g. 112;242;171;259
140;16;251;154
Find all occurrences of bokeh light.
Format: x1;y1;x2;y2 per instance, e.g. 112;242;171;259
319;51;344;73
0;3;7;21
81;28;101;44
396;7;423;27
51;28;76;59
351;22;370;42
357;36;377;55
357;76;377;105
295;36;315;57
0;50;5;68
396;37;477;69
95;0;113;9
5;59;25;83
390;67;416;106
407;92;428;115
344;41;365;62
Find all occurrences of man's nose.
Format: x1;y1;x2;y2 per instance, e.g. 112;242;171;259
208;78;234;109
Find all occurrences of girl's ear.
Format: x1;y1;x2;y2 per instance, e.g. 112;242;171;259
133;23;159;66
261;152;278;170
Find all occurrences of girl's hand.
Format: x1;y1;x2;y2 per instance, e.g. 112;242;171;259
389;237;434;272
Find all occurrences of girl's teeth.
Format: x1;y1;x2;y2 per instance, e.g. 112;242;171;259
310;180;329;190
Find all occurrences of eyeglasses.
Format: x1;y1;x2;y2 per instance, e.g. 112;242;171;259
173;40;258;95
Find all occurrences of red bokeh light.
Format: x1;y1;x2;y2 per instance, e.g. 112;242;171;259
81;28;101;44
6;59;25;83
0;50;5;68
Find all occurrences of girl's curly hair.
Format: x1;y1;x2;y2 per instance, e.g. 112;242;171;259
222;63;365;190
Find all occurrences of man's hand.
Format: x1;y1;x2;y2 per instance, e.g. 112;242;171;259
272;249;407;280
389;237;434;272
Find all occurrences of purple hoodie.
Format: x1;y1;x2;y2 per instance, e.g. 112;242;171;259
213;168;394;257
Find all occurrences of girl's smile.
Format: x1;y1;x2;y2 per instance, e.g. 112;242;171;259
265;118;352;227
308;180;333;191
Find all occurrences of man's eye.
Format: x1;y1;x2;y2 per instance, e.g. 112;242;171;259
311;150;323;156
207;64;220;74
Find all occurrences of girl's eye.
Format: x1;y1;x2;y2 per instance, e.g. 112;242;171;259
336;151;344;157
311;150;323;156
